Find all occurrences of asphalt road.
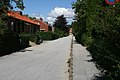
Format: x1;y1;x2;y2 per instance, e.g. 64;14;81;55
0;36;72;80
0;35;100;80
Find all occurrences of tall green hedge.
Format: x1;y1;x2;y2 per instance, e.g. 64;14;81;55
0;32;20;56
72;0;120;79
0;33;43;56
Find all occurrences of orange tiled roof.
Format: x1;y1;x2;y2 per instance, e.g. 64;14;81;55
7;11;39;25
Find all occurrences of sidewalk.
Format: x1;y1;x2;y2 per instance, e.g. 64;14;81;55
73;37;100;80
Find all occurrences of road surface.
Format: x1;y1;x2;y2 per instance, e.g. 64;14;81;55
0;36;72;80
0;35;100;80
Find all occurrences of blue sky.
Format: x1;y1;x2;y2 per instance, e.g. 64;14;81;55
16;0;75;24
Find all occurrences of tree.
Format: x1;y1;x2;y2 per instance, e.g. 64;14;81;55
0;0;25;17
72;0;87;44
71;21;79;36
53;15;68;33
0;0;25;10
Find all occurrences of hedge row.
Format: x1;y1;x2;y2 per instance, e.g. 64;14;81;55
37;32;59;40
0;32;20;56
0;30;68;56
0;32;42;56
73;0;120;79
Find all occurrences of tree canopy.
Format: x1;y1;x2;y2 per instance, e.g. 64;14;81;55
53;15;68;33
0;0;25;16
0;0;24;10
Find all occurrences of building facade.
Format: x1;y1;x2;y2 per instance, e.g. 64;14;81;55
7;10;50;34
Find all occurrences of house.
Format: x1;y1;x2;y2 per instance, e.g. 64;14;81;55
7;10;40;34
7;10;54;33
34;19;48;32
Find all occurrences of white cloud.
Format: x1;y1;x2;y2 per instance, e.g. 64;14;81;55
31;13;45;20
47;17;55;24
47;7;75;24
49;7;75;18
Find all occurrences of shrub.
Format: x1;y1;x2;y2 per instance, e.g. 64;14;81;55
0;32;20;56
29;34;42;44
38;32;59;40
75;31;83;44
19;34;30;49
51;32;59;40
54;28;69;38
81;33;93;46
19;34;42;48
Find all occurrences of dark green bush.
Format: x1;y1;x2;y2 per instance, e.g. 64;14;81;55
54;28;69;38
0;32;20;56
19;34;42;48
81;33;93;46
75;31;83;44
29;34;42;44
38;32;59;40
51;32;59;40
19;34;30;49
39;32;52;40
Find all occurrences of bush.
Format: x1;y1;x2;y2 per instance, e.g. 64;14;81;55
81;33;93;46
0;32;20;56
54;28;69;38
51;32;59;40
75;31;83;44
19;34;30;49
29;34;42;44
19;34;42;48
38;32;59;40
0;32;43;56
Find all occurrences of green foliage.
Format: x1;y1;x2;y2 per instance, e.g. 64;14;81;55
37;32;59;40
0;0;25;11
0;32;20;56
54;28;69;38
0;0;26;56
28;34;42;44
0;19;7;34
71;21;79;36
81;33;93;46
53;15;68;33
19;33;42;48
0;0;25;34
19;34;30;49
72;0;120;79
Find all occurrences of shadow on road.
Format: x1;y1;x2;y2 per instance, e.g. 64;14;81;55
19;49;33;52
92;73;110;80
73;39;109;80
84;54;109;80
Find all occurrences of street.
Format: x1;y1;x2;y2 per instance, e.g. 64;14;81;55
0;35;99;80
0;36;72;80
